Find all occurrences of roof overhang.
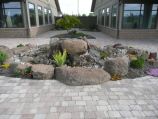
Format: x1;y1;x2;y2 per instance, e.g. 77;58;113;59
55;0;62;14
91;0;96;12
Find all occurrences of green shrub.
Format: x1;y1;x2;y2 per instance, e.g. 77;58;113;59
130;57;145;69
13;70;21;77
56;15;80;32
24;66;32;74
100;51;108;59
17;44;24;47
53;50;67;66
0;51;7;65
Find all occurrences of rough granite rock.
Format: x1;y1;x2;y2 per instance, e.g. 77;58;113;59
32;64;54;79
0;45;13;58
104;56;129;76
49;38;62;56
55;66;111;86
12;46;32;55
61;39;88;55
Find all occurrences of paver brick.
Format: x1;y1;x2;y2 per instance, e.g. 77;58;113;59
0;76;157;119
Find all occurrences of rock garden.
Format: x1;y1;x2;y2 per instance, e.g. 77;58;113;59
0;15;158;86
0;37;158;86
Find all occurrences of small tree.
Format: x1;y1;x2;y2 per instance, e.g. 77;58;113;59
56;15;80;32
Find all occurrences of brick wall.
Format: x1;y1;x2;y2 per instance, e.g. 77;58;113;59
0;25;54;38
98;25;117;38
0;28;28;38
119;29;158;39
29;24;55;37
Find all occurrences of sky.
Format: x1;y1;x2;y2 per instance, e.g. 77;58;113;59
58;0;93;15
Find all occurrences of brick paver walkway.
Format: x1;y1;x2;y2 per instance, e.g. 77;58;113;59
0;76;158;119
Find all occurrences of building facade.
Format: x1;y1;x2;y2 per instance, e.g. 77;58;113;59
91;0;158;39
0;0;61;38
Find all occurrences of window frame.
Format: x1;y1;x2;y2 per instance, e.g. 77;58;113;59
48;9;52;24
28;2;37;27
111;4;117;28
0;1;24;28
44;8;48;25
37;5;44;26
122;3;158;29
105;7;110;27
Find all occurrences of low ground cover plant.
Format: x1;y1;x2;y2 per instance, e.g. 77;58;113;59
130;56;145;69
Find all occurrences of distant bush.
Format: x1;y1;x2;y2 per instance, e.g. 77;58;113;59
130;56;145;69
56;15;80;32
0;51;7;65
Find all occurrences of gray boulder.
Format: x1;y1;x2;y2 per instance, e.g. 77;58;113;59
104;56;129;76
0;45;13;58
12;46;32;55
32;64;54;79
49;38;62;56
0;46;14;64
55;67;111;86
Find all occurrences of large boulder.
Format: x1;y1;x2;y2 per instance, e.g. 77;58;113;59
61;39;88;55
32;64;54;79
104;56;129;76
55;67;111;86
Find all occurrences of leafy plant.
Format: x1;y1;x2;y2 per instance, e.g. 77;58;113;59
0;51;7;65
1;64;10;70
100;51;109;59
17;44;24;47
24;66;32;74
56;15;80;32
53;50;67;66
130;56;145;69
13;70;22;77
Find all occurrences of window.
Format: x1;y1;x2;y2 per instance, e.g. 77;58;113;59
48;10;52;24
111;5;117;28
28;3;36;26
38;6;43;25
101;9;105;25
123;4;158;29
105;8;110;27
98;9;102;25
0;1;23;28
44;8;48;24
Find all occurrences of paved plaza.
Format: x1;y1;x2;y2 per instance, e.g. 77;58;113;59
0;76;158;119
0;30;158;53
